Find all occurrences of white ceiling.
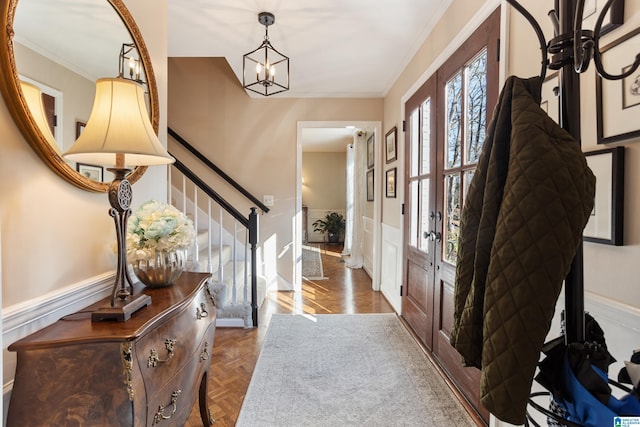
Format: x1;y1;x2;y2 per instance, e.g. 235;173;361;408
168;0;451;98
301;127;356;152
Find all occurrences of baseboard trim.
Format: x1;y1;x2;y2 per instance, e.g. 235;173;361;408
585;291;640;331
216;318;246;328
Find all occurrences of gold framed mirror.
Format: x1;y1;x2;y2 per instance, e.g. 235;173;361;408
0;0;158;192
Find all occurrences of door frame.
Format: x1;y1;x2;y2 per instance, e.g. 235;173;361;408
295;120;383;292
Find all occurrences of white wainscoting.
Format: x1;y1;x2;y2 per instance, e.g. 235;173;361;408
380;223;402;313
362;216;374;278
491;291;640;427
2;273;113;420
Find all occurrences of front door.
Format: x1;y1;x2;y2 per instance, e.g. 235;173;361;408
401;8;500;423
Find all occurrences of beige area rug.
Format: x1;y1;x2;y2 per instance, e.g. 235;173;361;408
301;245;326;280
236;314;476;427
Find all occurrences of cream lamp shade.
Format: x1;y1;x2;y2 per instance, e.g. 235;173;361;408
63;77;173;167
20;81;60;155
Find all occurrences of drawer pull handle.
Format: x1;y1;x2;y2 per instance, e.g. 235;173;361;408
196;303;208;320
200;341;210;362
148;338;176;368
152;389;181;425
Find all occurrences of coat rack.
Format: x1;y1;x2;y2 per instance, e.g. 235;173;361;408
505;0;639;345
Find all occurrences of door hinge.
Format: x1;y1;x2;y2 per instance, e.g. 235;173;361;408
401;203;405;215
400;285;403;296
402;120;406;132
496;38;500;62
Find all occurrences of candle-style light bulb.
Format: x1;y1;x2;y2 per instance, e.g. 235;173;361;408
128;57;135;79
270;66;276;82
264;60;270;81
256;63;262;81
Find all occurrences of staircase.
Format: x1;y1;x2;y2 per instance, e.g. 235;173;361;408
168;127;269;328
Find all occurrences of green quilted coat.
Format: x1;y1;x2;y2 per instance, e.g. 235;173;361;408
449;76;595;424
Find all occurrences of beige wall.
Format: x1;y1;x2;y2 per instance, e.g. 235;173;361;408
302;151;347;211
168;57;383;286
1;0;168;385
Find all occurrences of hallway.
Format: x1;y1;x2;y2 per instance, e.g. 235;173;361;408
186;244;395;426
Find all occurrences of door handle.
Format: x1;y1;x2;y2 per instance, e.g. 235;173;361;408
428;230;442;242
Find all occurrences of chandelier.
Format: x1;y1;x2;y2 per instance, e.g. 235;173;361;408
242;12;289;96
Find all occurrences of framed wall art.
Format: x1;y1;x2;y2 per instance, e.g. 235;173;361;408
583;146;624;245
385;168;397;198
76;121;86;139
596;27;640;144
385;127;397;163
366;134;374;169
366;169;374;201
582;0;624;36
76;163;103;182
540;72;560;124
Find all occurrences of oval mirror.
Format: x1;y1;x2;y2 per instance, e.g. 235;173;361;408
0;0;158;192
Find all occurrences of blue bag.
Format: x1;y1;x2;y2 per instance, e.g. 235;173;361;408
558;352;640;427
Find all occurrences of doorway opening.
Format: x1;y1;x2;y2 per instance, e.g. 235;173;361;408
295;121;382;293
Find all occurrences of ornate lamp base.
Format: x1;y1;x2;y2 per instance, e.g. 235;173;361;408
92;166;152;322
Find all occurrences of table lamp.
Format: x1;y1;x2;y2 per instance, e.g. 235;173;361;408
64;77;174;321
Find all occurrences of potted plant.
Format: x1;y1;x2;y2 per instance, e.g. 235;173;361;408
312;212;346;244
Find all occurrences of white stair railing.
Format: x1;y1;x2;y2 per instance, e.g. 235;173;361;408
167;163;259;327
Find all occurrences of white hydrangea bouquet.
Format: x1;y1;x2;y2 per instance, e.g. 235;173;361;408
126;200;196;262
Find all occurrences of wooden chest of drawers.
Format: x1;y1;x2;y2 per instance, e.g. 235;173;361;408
7;272;216;427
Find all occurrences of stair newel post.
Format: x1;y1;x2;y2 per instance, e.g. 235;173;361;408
249;207;259;327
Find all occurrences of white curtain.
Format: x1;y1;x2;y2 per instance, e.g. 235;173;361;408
344;134;363;269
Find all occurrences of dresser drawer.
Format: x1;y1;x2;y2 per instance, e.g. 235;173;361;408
136;287;215;393
146;324;216;426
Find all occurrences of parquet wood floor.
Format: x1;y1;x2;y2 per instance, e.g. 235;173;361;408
185;244;394;426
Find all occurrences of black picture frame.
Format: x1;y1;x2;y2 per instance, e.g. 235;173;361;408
583;146;624;246
76;163;104;182
76;121;86;139
385;168;397;198
582;0;625;36
596;27;640;145
366;134;374;169
366;169;374;201
385;127;397;164
540;72;560;124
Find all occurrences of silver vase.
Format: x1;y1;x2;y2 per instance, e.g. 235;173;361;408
132;249;186;288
